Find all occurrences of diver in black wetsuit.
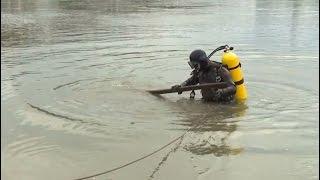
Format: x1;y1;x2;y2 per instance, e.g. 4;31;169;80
172;49;236;102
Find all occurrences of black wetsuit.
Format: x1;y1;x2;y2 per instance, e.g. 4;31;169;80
181;61;236;102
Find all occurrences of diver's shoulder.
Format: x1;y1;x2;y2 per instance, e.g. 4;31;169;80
208;61;222;69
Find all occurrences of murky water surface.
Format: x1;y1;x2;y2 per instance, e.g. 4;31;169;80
1;0;319;179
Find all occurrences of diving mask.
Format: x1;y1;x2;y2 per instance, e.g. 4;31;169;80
188;61;199;69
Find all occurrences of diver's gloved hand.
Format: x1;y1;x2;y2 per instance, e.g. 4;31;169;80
171;85;183;94
215;89;224;99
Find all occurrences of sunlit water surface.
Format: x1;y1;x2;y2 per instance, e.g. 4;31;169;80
1;0;319;180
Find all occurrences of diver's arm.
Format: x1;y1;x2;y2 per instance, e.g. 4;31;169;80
181;70;199;86
218;67;236;96
171;70;199;94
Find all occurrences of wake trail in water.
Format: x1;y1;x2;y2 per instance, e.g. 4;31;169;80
53;78;96;90
148;136;183;180
27;103;107;127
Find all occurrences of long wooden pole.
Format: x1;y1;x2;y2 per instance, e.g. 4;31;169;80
147;82;228;95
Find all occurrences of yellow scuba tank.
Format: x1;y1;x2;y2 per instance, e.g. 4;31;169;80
221;49;248;101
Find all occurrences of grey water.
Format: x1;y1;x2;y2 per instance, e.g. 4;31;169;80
1;0;319;179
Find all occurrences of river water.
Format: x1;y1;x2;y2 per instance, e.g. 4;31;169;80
1;0;319;180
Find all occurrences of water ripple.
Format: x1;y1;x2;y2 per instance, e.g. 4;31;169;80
6;136;60;157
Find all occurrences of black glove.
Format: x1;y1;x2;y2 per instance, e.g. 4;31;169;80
171;85;183;94
215;89;224;99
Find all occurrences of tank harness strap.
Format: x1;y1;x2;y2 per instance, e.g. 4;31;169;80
216;64;223;77
235;78;244;86
228;63;241;71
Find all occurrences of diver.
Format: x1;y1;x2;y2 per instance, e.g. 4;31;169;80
172;49;236;102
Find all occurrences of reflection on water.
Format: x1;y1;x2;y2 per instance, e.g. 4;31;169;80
1;0;318;179
172;100;247;156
